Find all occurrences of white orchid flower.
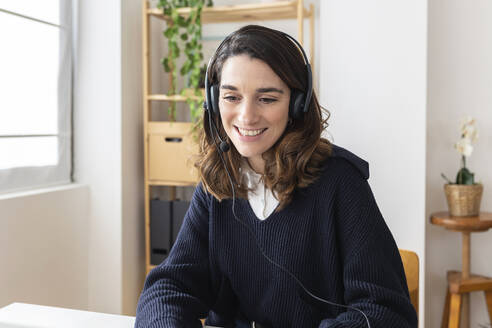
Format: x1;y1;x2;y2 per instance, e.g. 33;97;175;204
459;116;475;128
462;124;478;142
455;138;473;157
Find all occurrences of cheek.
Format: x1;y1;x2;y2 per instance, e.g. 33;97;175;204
268;106;290;128
218;106;234;130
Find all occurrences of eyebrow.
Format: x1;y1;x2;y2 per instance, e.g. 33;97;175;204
220;84;284;94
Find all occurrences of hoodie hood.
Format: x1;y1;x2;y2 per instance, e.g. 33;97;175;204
330;144;370;180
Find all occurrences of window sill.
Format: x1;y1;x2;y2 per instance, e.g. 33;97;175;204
0;183;89;201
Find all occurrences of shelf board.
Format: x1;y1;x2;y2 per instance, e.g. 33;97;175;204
148;180;197;187
148;1;311;23
148;88;205;102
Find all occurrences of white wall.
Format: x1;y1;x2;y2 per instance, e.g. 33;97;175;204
0;185;89;310
426;1;492;327
319;1;428;324
74;0;143;316
74;0;123;314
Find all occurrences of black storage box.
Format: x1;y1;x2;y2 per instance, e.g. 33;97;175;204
150;199;172;265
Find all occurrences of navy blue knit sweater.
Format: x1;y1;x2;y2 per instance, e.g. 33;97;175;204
135;145;418;327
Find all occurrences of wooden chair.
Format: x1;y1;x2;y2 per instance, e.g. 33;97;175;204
400;249;419;316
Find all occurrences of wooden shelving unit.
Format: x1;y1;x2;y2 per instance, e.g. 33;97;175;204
142;0;315;274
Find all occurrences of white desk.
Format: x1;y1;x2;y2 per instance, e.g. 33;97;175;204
0;303;135;328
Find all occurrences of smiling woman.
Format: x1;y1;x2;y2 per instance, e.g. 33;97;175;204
135;25;418;328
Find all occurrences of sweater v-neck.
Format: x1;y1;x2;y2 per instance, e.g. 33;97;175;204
243;197;281;223
241;161;279;222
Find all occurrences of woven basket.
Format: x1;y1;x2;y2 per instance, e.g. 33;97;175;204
444;184;483;217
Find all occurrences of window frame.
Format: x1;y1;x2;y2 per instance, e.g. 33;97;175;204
0;2;73;194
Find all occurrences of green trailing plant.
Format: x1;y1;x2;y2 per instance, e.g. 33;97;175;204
157;0;213;125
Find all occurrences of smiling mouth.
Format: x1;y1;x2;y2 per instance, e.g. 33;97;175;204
235;126;267;137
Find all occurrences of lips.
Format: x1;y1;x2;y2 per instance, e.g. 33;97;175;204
235;126;267;137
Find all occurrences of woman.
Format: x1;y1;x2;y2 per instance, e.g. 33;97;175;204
135;25;418;328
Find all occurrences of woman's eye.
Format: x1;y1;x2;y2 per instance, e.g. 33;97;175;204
222;96;276;104
223;96;239;102
260;98;276;104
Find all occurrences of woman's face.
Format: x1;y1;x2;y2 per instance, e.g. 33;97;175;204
218;54;290;173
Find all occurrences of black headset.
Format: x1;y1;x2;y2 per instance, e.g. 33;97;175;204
203;30;313;122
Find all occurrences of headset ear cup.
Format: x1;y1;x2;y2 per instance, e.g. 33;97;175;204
211;84;220;117
289;90;306;120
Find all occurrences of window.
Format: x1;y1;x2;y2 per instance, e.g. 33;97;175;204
0;0;72;194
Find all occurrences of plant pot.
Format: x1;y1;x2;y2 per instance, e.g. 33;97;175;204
444;183;483;217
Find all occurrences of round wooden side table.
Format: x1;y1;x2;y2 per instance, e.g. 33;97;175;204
430;211;492;328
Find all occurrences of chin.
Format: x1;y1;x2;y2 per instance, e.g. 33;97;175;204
236;150;256;158
235;147;260;159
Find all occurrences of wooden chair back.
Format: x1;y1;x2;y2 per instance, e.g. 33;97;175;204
399;249;419;316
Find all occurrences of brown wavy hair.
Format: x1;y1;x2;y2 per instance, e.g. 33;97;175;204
194;25;332;211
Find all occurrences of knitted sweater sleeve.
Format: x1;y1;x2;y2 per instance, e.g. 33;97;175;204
135;184;213;328
319;175;418;328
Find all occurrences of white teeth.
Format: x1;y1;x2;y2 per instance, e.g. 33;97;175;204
238;128;265;136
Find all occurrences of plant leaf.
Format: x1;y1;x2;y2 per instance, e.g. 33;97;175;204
163;28;173;38
161;57;171;72
456;167;475;185
177;16;187;27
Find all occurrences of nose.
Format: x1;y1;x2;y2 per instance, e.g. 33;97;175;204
237;98;260;125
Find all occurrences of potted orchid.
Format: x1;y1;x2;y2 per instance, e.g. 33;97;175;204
441;116;483;216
